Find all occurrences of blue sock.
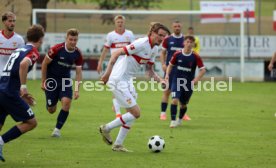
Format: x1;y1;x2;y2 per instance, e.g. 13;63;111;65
170;104;177;120
1;126;22;143
179;107;187;119
56;110;69;129
161;102;168;112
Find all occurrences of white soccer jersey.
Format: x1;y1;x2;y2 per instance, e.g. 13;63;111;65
104;29;135;54
109;36;159;82
0;30;25;71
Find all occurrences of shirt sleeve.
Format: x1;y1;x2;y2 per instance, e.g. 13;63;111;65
130;31;135;43
104;33;112;48
169;52;179;66
25;49;39;66
18;36;25;48
123;38;144;56
161;36;169;50
75;49;84;66
194;52;204;69
47;44;60;59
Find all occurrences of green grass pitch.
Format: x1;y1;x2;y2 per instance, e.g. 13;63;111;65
0;80;275;168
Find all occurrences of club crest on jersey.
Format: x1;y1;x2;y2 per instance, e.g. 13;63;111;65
126;98;132;105
13;42;17;47
48;49;54;56
32;55;37;61
130;45;135;50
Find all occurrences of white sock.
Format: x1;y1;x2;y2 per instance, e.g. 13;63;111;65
161;112;166;115
106;112;136;131
114;120;135;145
112;98;121;115
0;136;4;145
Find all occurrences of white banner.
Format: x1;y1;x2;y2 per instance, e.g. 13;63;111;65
41;33;276;58
200;1;255;23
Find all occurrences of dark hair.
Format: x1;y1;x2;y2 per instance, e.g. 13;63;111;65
26;24;45;42
148;22;171;36
184;35;195;42
2;11;15;22
67;28;79;37
188;26;194;30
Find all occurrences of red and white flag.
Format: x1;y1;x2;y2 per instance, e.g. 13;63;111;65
200;1;255;23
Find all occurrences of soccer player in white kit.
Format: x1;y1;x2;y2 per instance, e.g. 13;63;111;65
0;12;24;74
97;15;135;119
99;22;170;152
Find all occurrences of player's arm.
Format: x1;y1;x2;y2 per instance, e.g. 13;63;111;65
193;67;206;85
193;54;206;85
41;55;53;90
97;47;110;74
160;49;167;72
146;64;163;83
268;52;276;71
165;63;173;81
19;57;32;95
101;48;124;84
74;66;82;100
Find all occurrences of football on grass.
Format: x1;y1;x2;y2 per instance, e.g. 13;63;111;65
148;135;165;153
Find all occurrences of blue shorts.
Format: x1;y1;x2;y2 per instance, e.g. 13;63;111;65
45;85;72;108
164;67;177;90
0;92;35;122
171;78;193;104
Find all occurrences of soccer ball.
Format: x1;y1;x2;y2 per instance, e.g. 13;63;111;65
148;135;165;153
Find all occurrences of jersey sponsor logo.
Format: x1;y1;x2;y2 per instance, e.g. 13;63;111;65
177;66;191;72
0;48;15;55
57;61;71;68
130;44;135;50
139;59;149;64
111;42;130;48
13;42;17;47
170;47;182;51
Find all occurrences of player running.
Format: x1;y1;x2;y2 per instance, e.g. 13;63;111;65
99;22;170;152
41;28;83;138
165;35;206;128
0;24;44;162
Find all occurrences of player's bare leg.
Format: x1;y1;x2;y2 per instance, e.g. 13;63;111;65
47;106;57;114
160;89;171;120
51;97;71;137
0;118;37;162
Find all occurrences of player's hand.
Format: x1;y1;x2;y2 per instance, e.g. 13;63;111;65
97;64;102;74
162;64;167;72
41;81;46;91
20;87;28;96
74;91;79;100
21;93;36;106
101;73;110;84
160;78;168;89
192;79;198;85
268;63;273;71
